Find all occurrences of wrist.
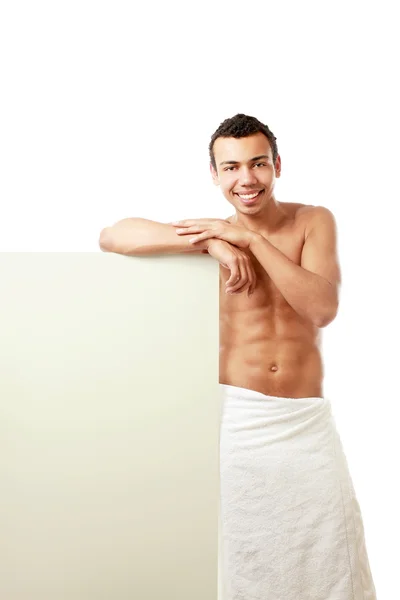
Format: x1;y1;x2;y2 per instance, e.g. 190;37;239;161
204;238;220;251
248;231;262;250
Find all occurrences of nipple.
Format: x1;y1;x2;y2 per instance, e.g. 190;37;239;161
270;364;278;372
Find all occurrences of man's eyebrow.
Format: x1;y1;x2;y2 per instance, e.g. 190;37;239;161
219;155;270;166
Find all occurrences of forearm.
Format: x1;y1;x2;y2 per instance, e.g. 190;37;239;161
99;218;210;255
249;233;337;327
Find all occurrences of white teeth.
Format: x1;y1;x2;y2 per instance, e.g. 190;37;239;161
237;192;260;199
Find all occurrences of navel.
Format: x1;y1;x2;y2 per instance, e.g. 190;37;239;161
270;364;279;372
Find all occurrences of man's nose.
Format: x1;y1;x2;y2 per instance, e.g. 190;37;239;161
238;168;257;185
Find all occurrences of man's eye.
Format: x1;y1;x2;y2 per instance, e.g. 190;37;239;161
224;163;266;171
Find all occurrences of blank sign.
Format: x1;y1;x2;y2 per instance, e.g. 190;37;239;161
0;253;220;600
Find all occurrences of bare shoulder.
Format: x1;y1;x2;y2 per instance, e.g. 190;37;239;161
291;203;338;239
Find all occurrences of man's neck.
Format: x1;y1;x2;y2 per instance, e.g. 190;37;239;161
231;198;286;236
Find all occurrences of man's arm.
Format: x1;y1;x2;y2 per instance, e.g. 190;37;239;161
99;218;210;255
249;206;341;327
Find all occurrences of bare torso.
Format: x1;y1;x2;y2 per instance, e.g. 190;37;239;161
219;202;324;398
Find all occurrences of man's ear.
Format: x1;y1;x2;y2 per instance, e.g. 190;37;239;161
274;155;282;178
210;163;220;186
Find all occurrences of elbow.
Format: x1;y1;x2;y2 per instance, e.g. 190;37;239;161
315;303;339;328
99;228;115;253
315;315;334;329
315;284;340;328
98;227;138;256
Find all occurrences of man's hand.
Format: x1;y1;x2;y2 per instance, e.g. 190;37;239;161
172;219;255;249
205;239;257;296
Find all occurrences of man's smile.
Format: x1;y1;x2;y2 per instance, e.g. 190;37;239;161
235;190;264;204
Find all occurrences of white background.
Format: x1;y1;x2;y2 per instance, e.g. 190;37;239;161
1;1;398;596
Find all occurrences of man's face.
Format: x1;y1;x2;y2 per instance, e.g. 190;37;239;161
210;132;281;213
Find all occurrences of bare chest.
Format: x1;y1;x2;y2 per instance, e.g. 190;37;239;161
220;207;308;310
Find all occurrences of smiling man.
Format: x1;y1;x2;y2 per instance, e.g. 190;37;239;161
99;114;376;599
174;120;339;399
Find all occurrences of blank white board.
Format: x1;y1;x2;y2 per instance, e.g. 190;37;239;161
0;253;220;600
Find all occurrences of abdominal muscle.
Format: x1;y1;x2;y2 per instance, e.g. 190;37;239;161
219;291;324;399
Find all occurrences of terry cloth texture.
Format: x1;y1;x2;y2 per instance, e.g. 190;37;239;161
219;384;377;600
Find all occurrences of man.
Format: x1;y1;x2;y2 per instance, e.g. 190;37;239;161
99;114;376;599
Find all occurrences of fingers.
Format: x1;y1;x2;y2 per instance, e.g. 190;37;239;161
188;231;217;244
175;226;204;235
226;254;256;296
225;260;241;288
171;220;198;226
247;260;257;295
174;222;227;247
172;219;219;227
243;260;255;297
174;220;227;236
192;236;256;298
226;256;248;295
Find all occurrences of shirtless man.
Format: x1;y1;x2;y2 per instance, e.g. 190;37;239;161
99;113;341;399
99;114;376;599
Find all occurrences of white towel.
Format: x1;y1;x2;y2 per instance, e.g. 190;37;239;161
219;384;377;600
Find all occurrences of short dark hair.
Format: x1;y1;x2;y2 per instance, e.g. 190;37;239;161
209;113;278;171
